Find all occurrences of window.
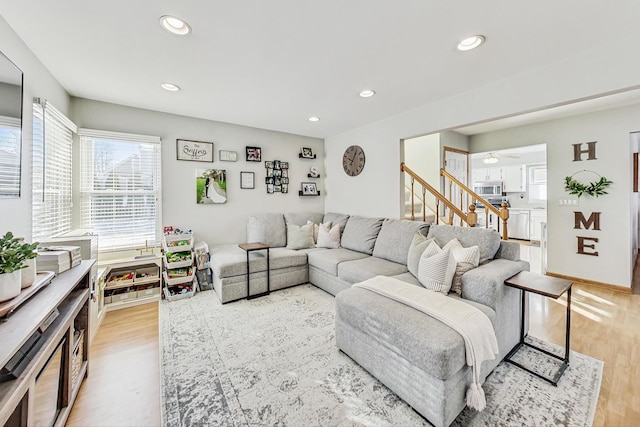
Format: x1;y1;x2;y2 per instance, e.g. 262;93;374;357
528;164;547;202
0;116;21;198
32;100;76;241
79;129;162;251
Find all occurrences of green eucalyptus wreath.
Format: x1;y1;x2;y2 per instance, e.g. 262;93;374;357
564;171;612;198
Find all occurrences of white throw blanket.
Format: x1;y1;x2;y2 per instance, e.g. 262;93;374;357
353;275;499;411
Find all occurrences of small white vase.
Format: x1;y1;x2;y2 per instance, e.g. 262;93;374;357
21;259;37;289
0;270;22;302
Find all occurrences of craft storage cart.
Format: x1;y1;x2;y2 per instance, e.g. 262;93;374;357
162;233;197;300
101;257;162;311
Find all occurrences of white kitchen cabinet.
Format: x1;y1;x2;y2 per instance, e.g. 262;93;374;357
472;167;502;182
502;165;525;192
530;209;547;241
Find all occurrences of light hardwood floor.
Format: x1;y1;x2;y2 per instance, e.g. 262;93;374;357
66;304;161;427
67;285;639;427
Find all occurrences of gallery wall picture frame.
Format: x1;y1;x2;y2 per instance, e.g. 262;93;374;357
301;182;318;196
219;150;238;162
196;169;227;204
240;171;255;189
246;146;262;162
300;147;315;159
177;139;214;162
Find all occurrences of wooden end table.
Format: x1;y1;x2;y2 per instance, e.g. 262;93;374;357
504;271;573;386
238;243;270;299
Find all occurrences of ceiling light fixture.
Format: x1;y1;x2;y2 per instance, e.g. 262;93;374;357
483;154;498;164
457;35;485;51
161;83;181;92
359;89;376;98
308;116;320;122
159;15;191;35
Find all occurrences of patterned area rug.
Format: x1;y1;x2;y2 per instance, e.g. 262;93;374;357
160;285;603;426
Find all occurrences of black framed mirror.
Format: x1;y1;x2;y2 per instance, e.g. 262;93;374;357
0;50;23;198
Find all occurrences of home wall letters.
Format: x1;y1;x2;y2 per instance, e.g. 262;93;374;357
572;141;597;161
572;141;601;256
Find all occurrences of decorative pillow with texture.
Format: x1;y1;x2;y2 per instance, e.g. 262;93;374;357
417;242;457;294
407;233;435;277
340;216;385;255
316;223;341;249
286;223;315;250
450;245;480;295
307;220;331;244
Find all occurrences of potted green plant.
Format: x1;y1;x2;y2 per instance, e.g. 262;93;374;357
0;232;39;302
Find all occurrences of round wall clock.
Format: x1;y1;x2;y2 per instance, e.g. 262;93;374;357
342;145;365;176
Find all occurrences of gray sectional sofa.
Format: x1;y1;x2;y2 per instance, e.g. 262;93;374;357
209;212;529;426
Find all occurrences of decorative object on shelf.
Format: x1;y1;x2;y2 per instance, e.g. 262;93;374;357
162;230;196;301
309;166;320;178
342;145;366;176
246;146;262;162
219;150;238;162
0;232;39;302
300;182;319;196
240;171;255;189
265;160;289;194
564;170;612;198
300;147;315;159
176;139;214;162
196;169;227;204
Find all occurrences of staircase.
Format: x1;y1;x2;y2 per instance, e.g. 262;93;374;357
401;162;510;240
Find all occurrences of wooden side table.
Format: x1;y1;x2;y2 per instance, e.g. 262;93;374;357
238;243;270;300
504;271;573;385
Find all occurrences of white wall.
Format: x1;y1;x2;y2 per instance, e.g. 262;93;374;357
324;33;640;288
0;16;70;240
471;104;640;288
71;98;324;247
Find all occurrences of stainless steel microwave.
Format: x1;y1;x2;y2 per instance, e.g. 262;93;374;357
472;181;503;197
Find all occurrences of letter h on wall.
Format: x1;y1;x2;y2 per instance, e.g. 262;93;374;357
573;141;597;162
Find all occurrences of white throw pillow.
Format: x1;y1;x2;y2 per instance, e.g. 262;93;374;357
316;223;341;249
450;245;480;295
286;223;315;250
307;220;331;244
406;233;435;277
418;242;457;294
442;238;462;251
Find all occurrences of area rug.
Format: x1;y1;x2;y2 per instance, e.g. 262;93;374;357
160;285;603;427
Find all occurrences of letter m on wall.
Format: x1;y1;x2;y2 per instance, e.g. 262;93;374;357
574;211;601;230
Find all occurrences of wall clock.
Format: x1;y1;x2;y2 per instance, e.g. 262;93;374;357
342;145;366;176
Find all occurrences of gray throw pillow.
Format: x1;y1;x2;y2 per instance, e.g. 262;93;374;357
340;216;384;255
407;233;435;277
286;223;315;250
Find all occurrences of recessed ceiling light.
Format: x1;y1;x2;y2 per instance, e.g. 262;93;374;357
161;83;180;92
359;89;376;98
308;116;320;122
457;35;485;51
160;15;191;35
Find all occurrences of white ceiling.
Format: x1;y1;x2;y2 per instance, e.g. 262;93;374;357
1;1;639;138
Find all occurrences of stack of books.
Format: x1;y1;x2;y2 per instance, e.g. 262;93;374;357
36;246;82;273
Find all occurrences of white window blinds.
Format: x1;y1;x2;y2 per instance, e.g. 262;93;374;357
32;100;77;241
0;116;21;198
79;129;162;251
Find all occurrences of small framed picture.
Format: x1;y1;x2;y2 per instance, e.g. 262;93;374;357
219;150;238;162
280;162;289;169
301;182;318;196
282;184;289;194
281;177;289;184
177;139;214;162
265;176;274;184
300;147;314;159
274;160;281;170
267;184;274;194
281;169;288;178
240;171;255;189
246;146;261;162
265;161;274;169
266;168;274;177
